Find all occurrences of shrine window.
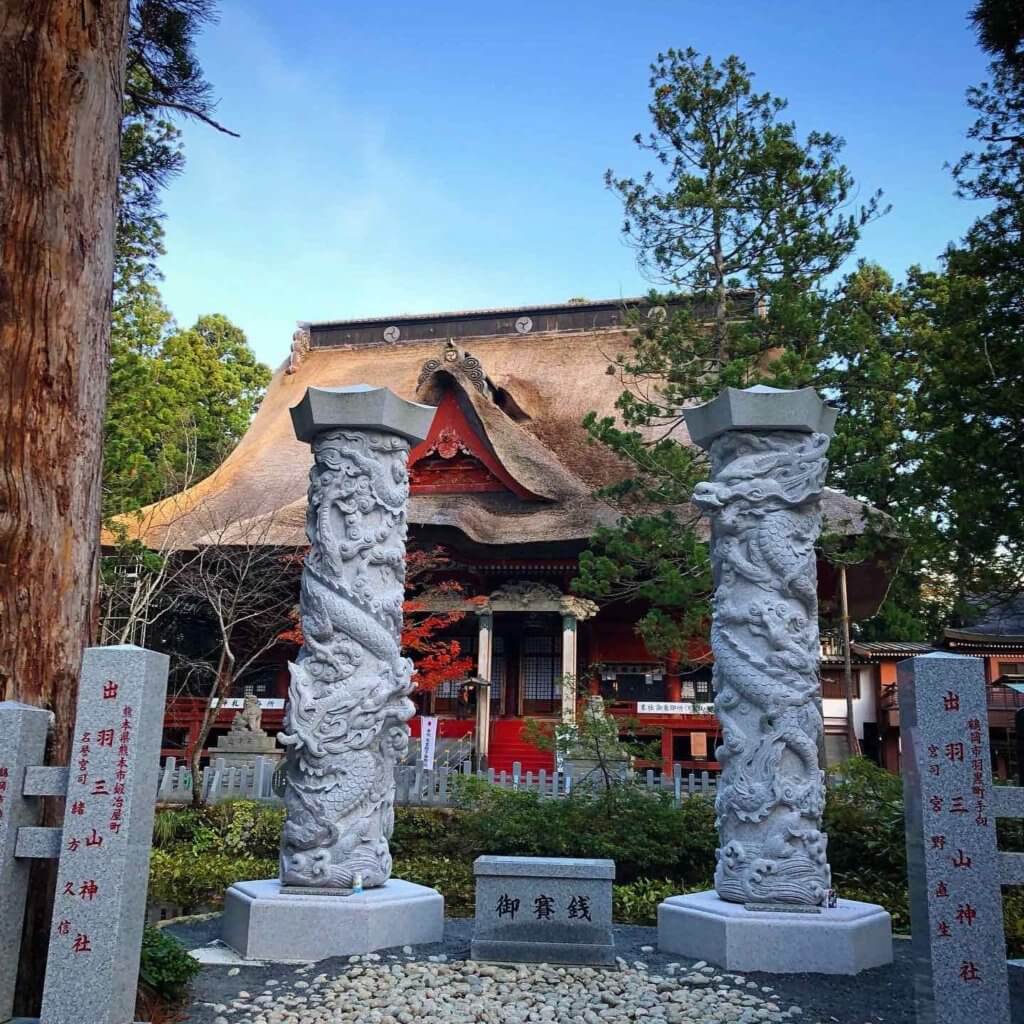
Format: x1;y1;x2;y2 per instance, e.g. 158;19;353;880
821;671;861;700
522;636;560;701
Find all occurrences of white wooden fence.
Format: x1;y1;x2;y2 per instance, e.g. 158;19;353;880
156;756;280;804
156;757;717;807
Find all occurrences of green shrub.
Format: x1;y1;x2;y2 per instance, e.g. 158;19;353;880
152;800;284;860
139;925;200;1001
613;877;683;925
392;807;465;859
392;856;475;917
452;776;716;884
824;758;907;893
148;849;277;911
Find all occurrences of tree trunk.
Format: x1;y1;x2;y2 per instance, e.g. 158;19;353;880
191;649;235;807
0;2;129;1013
839;564;862;759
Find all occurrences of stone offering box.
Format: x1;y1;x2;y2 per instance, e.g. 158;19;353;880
471;856;615;965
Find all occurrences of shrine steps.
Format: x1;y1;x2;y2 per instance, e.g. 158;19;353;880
487;719;555;774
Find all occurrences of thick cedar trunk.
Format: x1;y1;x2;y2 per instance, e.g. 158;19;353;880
0;1;129;1012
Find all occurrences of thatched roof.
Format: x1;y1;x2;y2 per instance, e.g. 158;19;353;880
119;298;884;553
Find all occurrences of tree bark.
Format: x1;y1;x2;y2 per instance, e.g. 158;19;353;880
0;1;129;1012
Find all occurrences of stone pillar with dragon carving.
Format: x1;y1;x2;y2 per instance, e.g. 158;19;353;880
688;386;835;906
223;386;445;961
279;385;435;891
658;386;892;973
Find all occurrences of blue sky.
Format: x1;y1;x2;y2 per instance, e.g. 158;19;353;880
158;0;991;368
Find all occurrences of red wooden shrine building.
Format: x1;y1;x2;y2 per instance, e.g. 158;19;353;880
125;299;892;775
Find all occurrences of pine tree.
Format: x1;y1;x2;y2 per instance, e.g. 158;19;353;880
578;50;882;655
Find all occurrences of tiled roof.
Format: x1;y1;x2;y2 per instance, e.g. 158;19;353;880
850;641;936;658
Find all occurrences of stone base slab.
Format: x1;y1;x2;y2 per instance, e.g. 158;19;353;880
222;878;444;962
471;937;615;966
658;890;893;975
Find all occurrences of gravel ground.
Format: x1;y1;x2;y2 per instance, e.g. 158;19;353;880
166;916;1024;1024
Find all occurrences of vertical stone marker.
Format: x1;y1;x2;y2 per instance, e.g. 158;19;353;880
38;646;168;1024
658;385;892;973
0;702;51;1020
899;652;1010;1024
223;385;445;961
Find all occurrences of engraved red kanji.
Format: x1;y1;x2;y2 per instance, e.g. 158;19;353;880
952;849;973;869
70;801;85;816
56;920;71;936
956;903;977;927
945;742;965;763
72;933;92;953
79;880;99;901
102;681;118;699
931;836;946;850
959;960;981;982
943;691;960;711
97;729;114;747
936;921;951;937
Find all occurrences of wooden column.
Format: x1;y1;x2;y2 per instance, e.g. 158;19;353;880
666;653;682;703
561;614;578;724
475;611;493;765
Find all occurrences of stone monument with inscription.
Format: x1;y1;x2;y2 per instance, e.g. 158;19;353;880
472;856;616;965
657;385;892;973
222;385;445;960
209;695;283;770
0;645;168;1024
900;652;1010;1024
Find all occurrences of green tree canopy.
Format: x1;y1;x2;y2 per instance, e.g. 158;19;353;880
578;50;883;655
104;310;270;515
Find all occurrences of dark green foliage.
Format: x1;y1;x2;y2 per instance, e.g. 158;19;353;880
613;878;685;925
579;49;882;655
149;800;283;909
390;807;465;859
823;758;907;896
392;857;475;917
105;310;271;514
153;799;284;858
138;925;200;1001
148;849;277;911
451;777;716;885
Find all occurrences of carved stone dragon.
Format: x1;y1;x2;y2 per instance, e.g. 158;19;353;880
693;430;833;906
278;428;415;889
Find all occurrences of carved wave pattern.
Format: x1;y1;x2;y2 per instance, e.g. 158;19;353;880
278;429;416;889
693;431;833;906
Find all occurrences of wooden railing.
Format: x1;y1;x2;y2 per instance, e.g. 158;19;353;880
155;757;718;807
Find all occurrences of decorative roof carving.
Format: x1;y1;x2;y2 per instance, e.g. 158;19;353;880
489;580;562;607
286;325;310;375
418;339;491;396
423;426;473;461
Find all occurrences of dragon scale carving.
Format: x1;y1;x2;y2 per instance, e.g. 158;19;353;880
694;430;832;906
279;428;415;889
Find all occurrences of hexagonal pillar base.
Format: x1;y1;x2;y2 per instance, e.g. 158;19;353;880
222;878;444;962
658;890;892;975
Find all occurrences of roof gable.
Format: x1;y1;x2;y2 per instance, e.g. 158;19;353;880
409;391;542;500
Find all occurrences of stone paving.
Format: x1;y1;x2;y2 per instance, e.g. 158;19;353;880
171;917;1024;1024
194;955;805;1024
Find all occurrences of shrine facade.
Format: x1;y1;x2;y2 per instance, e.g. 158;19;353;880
125;298;892;776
